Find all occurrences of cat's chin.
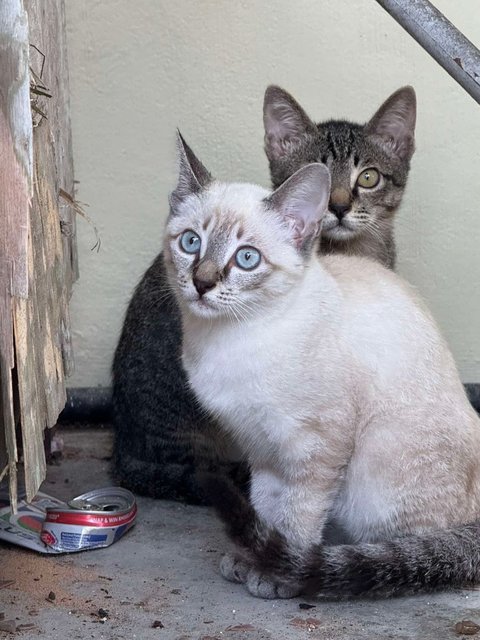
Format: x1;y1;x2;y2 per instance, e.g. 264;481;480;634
322;224;359;242
187;298;222;319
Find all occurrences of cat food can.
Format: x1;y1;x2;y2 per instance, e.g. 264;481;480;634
40;487;137;552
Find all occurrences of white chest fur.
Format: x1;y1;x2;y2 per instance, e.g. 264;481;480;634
184;319;294;461
182;292;337;471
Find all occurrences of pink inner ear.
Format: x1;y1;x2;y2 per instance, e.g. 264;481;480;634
269;163;330;249
284;213;299;241
285;213;320;248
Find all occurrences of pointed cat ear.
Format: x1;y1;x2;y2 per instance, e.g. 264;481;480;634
266;163;331;252
365;86;416;161
170;130;212;206
263;85;316;161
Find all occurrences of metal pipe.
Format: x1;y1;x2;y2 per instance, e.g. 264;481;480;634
375;0;480;105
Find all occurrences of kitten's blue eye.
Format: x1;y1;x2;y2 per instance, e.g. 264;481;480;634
235;246;261;271
180;230;201;254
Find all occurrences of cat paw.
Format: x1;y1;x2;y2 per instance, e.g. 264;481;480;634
220;553;250;584
246;569;300;599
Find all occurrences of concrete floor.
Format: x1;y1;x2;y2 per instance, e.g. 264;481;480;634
2;428;480;639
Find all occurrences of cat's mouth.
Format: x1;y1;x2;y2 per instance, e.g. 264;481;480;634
322;214;359;240
188;296;221;317
325;224;355;239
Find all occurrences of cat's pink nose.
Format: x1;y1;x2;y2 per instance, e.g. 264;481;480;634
193;276;216;297
329;187;351;220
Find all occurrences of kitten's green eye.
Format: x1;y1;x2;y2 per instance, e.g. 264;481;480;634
235;247;261;271
357;168;380;189
180;230;201;254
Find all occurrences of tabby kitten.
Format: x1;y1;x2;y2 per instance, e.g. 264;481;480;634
111;86;415;503
167;134;480;600
264;84;416;268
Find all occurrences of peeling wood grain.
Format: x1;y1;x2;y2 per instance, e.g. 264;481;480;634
0;0;32;511
15;0;76;501
1;0;77;505
0;0;31;357
27;0;78;285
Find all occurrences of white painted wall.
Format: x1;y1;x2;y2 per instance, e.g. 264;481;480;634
65;0;480;387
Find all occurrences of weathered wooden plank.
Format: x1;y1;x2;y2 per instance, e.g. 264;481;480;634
0;0;76;505
14;151;70;498
14;0;77;501
0;0;33;511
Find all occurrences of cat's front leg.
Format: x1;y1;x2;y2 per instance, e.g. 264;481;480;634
244;469;337;599
249;468;333;547
203;470;298;595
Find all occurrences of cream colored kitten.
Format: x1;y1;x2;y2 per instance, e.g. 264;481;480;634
165;133;480;599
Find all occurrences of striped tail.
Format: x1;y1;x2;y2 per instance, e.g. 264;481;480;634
201;474;480;597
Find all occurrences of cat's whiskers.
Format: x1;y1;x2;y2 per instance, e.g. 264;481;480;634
234;297;260;322
363;220;389;251
214;293;264;324
222;296;260;322
223;300;242;324
228;303;248;325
